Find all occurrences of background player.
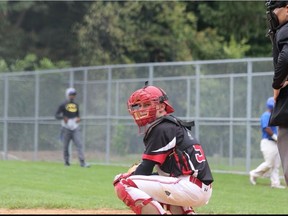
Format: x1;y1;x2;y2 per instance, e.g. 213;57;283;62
55;87;90;168
249;97;285;189
113;83;214;214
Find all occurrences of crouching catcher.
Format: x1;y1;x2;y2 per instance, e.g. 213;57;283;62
113;83;214;214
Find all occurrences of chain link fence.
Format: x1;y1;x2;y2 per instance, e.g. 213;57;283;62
0;58;275;173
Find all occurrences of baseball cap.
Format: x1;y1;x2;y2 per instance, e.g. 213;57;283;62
266;97;275;110
66;87;77;99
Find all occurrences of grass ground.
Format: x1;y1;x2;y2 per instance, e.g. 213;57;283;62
0;160;287;214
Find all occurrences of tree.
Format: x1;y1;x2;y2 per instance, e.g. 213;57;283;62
0;1;90;69
76;1;198;66
0;1;273;70
0;53;70;73
193;1;270;57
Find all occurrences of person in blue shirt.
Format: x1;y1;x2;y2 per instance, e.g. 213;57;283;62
249;97;285;188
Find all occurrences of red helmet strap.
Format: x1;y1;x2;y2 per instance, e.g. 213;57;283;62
157;89;168;103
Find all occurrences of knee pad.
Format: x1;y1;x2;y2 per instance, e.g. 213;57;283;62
114;178;166;214
114;179;136;208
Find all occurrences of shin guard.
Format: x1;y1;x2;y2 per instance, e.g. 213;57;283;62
166;205;196;215
114;178;166;214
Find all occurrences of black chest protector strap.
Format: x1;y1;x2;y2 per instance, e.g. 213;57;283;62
144;115;195;143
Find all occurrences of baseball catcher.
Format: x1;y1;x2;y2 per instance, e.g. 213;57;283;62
113;82;214;214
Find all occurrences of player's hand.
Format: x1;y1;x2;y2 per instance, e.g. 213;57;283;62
273;89;280;101
63;117;68;124
282;81;288;88
113;172;132;186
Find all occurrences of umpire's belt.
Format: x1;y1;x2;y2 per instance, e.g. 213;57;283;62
189;176;211;189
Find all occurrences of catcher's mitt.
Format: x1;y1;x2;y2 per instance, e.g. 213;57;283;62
127;161;140;174
113;162;140;186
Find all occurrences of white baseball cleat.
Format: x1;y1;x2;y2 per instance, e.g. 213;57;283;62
249;171;256;185
271;185;286;189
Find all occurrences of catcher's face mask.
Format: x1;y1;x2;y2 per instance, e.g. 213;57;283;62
266;9;280;32
127;85;174;133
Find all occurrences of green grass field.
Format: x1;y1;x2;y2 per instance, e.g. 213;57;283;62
0;160;287;214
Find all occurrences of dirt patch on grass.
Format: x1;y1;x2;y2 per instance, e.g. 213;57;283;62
0;208;134;215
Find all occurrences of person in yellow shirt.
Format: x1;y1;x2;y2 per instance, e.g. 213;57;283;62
55;87;90;168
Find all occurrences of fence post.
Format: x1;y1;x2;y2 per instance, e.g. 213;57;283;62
246;60;253;172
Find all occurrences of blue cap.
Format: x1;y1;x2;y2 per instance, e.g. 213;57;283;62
266;97;274;110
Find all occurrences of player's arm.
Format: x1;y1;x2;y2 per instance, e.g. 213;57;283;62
272;28;288;90
113;159;157;186
264;127;277;141
133;159;156;175
55;104;65;120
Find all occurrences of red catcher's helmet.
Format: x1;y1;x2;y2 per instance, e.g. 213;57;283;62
127;85;174;129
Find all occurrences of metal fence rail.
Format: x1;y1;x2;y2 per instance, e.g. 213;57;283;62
0;57;275;173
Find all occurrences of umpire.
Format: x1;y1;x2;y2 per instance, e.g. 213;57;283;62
55;87;90;168
266;0;288;186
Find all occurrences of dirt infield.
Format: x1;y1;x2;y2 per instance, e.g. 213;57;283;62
0;208;134;215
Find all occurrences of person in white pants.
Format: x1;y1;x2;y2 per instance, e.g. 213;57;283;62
113;83;213;214
55;87;90;168
249;97;285;189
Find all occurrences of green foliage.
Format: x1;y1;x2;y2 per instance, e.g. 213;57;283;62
0;160;287;214
37;58;70;70
0;1;273;69
0;1;89;67
0;53;70;72
0;1;41;66
223;35;251;58
190;27;227;60
0;59;9;72
76;1;197;66
11;53;37;72
196;1;269;57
